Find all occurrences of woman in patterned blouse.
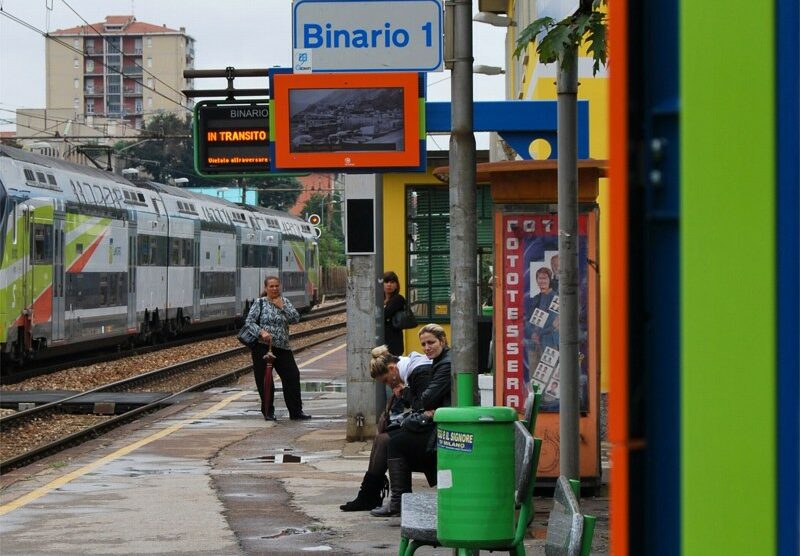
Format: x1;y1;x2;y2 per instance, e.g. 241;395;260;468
244;276;311;421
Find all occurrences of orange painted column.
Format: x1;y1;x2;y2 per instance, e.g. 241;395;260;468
608;0;629;554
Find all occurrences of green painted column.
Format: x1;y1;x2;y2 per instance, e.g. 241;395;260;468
681;2;776;554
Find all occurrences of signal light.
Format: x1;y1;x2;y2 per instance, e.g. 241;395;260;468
308;213;321;226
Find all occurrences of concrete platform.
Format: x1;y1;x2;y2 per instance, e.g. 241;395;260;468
0;337;609;555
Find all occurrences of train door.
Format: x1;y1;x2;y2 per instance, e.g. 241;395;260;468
14;201;33;352
235;228;242;315
192;220;201;321
28;201;54;343
51;211;65;342
126;213;137;332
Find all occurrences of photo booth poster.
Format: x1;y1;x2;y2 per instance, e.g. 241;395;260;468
500;213;590;412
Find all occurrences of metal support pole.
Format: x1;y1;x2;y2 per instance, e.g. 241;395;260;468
374;175;387;417
449;0;478;404
557;50;580;482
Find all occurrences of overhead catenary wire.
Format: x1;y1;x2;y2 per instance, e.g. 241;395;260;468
0;6;190;114
0;106;140;137
58;0;189;102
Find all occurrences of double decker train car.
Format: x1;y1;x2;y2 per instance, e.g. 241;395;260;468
0;145;319;369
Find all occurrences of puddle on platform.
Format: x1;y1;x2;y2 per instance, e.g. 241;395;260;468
261;527;310;539
245;454;305;463
299;381;346;393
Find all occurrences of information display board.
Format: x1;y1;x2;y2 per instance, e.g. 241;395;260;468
194;100;270;176
269;70;425;172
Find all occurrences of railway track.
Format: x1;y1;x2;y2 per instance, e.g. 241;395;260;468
0;320;346;474
1;301;346;385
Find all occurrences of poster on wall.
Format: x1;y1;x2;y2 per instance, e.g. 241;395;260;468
500;213;590;412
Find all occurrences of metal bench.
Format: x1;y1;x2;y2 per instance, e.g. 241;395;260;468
544;475;597;556
398;419;542;555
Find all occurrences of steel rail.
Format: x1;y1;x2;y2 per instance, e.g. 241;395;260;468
2;302;345;383
0;325;346;473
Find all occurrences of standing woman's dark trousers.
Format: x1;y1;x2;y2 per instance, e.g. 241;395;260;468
251;343;303;417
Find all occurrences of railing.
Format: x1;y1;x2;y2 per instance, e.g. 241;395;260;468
321;266;347;297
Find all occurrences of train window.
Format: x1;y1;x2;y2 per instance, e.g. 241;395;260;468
151;198;160;216
74;182;86;203
169;238;192;266
137;193;145;203
47;174;57;186
24;169;36;183
36;171;47;184
76;243;84;255
82;183;95;203
31;223;53;264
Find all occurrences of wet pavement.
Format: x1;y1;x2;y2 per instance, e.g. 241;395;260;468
0;337;608;555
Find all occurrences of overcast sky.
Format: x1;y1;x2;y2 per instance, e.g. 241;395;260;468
0;0;508;148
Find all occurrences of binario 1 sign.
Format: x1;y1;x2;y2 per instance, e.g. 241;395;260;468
292;0;443;72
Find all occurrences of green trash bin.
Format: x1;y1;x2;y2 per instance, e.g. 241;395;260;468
434;405;518;548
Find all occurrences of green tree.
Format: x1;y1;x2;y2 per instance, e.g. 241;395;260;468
300;192;344;242
301;192;344;266
114;112;224;187
514;0;607;75
251;175;302;211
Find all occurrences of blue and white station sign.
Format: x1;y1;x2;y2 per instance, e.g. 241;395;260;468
292;0;444;72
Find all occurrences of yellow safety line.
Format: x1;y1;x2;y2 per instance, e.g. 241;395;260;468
0;344;347;516
298;342;346;368
0;341;348;516
0;391;248;516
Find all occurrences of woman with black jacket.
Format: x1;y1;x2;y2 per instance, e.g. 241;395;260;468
371;324;451;517
382;271;406;356
339;346;432;512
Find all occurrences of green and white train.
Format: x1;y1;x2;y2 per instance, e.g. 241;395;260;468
0;146;320;370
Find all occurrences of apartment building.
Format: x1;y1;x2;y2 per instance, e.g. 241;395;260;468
47;15;194;132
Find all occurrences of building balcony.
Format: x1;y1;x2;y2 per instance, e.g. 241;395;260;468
84;47;103;56
123;66;143;76
123;88;143;96
84;89;104;97
124;48;144;56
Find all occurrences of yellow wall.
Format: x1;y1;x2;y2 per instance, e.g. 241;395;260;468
381;168;452;353
518;45;611;392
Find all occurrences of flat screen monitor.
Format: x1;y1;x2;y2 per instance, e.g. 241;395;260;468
270;71;424;171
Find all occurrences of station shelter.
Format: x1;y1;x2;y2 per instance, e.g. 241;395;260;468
380;148;607;482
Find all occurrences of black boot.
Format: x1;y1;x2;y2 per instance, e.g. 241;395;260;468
340;472;387;511
370;458;411;517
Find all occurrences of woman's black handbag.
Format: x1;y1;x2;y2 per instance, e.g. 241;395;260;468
237;299;264;348
391;302;418;330
400;410;433;433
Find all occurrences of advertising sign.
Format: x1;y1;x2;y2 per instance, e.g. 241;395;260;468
499;212;591;412
292;0;444;72
194;101;270;175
